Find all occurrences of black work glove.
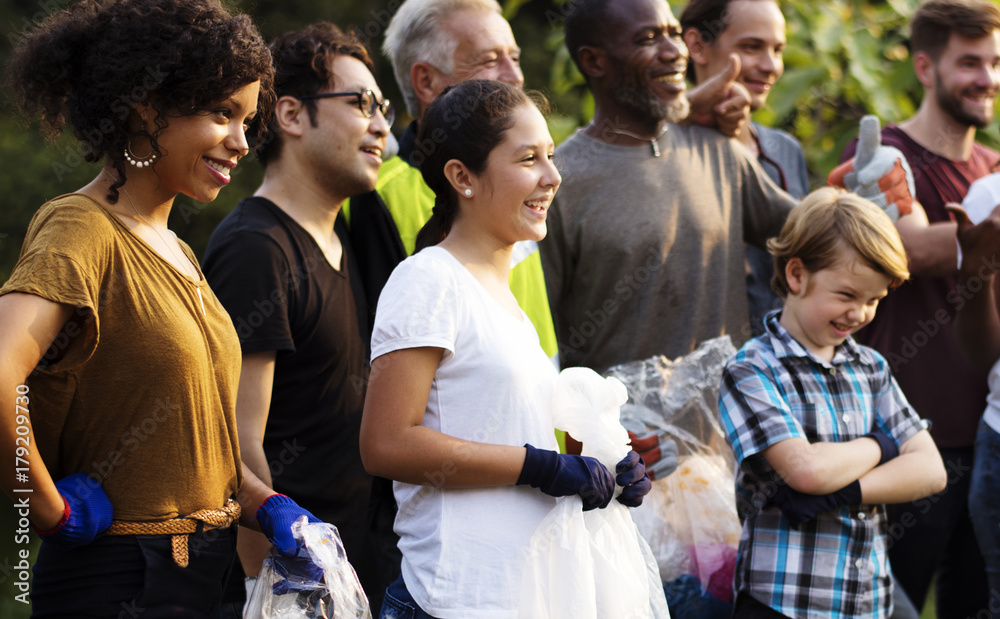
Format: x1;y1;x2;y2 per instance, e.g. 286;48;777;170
614;450;653;507
516;444;615;511
768;480;862;526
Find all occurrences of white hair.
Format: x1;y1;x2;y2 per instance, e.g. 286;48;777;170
383;0;503;118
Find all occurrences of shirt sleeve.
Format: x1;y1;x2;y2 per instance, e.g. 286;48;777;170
0;200;111;370
869;352;925;447
202;230;295;355
370;252;460;361
719;356;807;464
539;194;575;364
737;145;797;249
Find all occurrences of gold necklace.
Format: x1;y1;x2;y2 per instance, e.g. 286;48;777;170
119;186;206;315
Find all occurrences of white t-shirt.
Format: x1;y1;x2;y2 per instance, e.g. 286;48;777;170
963;175;1000;434
982;359;1000;434
371;246;560;618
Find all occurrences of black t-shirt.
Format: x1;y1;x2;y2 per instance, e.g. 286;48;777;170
202;196;371;532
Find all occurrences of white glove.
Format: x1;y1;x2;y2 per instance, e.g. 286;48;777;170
828;115;916;222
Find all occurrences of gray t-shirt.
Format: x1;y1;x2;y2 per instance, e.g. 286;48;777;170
541;123;795;371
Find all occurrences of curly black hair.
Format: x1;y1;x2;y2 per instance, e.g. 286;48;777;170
7;0;276;202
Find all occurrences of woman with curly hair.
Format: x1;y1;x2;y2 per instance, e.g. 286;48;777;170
0;0;322;615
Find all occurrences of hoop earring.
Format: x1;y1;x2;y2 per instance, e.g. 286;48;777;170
124;130;158;168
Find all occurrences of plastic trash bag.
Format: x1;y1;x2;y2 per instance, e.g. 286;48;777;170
605;337;741;607
244;517;372;619
519;367;671;619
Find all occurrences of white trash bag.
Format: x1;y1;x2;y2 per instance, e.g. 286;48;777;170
519;367;671;619
244;517;372;619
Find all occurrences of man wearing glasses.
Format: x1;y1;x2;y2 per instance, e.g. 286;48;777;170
201;22;393;615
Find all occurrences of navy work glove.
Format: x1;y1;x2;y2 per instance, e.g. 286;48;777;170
614;450;653;507
865;431;899;466
516;444;615;511
628;429;680;481
769;480;862;526
33;472;113;549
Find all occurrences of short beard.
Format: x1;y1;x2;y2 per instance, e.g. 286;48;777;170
613;82;690;124
936;71;991;129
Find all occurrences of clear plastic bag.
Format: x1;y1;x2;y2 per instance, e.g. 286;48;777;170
605;337;741;606
244;517;372;619
519;367;671;619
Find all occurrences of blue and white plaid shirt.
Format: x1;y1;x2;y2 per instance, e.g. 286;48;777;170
718;311;925;619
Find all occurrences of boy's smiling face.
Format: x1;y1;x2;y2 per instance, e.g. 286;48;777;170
779;247;891;363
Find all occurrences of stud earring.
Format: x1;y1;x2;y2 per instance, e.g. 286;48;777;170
464;189;472;197
124;130;158;168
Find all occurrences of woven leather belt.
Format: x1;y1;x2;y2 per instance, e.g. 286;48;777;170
105;499;241;567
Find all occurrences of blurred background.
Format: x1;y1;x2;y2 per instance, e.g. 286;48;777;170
0;0;984;615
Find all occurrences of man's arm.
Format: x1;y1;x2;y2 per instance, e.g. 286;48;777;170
234;351;277;577
952;204;1000;368
895;202;959;277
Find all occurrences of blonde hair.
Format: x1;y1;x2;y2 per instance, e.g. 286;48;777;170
383;0;502;117
768;187;909;297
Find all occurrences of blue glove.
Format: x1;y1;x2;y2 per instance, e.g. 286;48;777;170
33;473;113;549
516;444;615;510
255;494;322;556
614;450;652;507
769;480;862;526
628;429;680;481
865;431;899;466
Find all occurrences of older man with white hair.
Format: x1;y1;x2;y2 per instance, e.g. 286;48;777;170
345;0;563;367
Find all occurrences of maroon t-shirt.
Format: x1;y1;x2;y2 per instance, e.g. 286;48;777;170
842;126;1000;448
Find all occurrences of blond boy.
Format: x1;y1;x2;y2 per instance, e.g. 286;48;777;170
718;188;947;619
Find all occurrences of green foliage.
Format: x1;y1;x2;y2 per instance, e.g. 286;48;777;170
755;0;924;182
543;0;1000;187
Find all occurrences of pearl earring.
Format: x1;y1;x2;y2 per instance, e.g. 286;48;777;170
464;189;472;197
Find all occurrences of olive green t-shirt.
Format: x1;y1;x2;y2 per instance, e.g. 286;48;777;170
1;194;242;521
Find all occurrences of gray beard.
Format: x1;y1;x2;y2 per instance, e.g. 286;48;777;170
612;82;690;124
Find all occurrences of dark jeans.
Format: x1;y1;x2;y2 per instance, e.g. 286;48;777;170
732;593;789;619
379;574;438;619
970;421;1000;619
888;445;989;618
730;577;916;619
31;525;238;618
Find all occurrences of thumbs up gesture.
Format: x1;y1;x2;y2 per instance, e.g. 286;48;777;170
686;54;750;137
828;115;916;222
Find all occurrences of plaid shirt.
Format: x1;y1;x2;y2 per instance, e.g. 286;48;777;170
718;312;925;619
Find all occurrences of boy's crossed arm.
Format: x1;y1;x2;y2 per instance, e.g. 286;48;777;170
761;429;946;524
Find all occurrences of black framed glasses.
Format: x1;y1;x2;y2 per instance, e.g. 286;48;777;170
298;89;395;125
